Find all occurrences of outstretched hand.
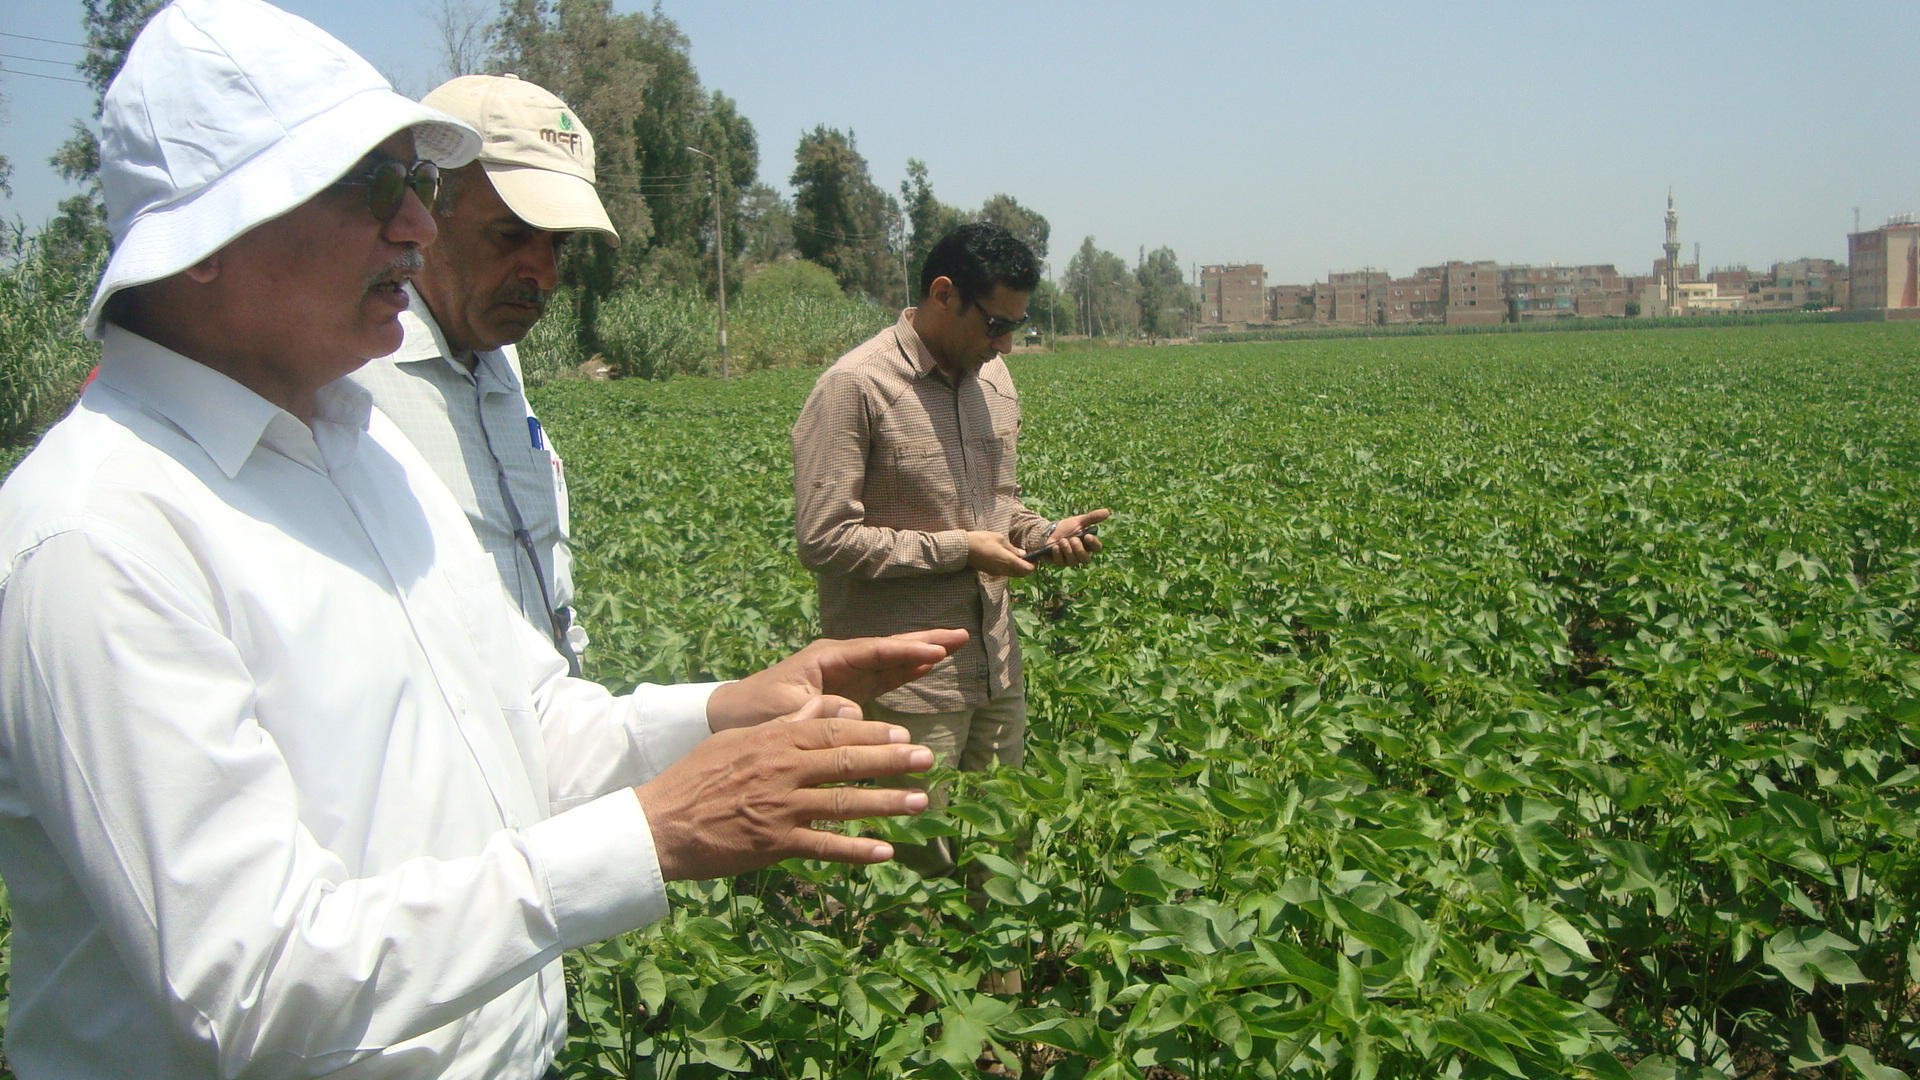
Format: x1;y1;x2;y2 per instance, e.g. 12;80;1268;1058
635;696;935;880
706;629;967;731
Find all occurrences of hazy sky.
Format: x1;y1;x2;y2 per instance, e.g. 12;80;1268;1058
4;0;1916;284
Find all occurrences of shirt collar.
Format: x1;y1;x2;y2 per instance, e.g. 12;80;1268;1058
391;281;523;395
891;308;945;382
96;323;374;480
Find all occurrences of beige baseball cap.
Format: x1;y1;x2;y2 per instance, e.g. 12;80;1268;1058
423;73;619;244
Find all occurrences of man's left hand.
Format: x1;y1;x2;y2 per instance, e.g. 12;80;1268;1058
706;629;969;731
1040;508;1111;567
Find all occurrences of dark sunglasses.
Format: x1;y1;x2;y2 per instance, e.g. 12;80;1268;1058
969;296;1030;338
332;158;440;222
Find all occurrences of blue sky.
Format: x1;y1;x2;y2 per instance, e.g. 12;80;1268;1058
4;0;1917;284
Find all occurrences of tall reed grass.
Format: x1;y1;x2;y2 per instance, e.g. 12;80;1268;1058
0;247;101;451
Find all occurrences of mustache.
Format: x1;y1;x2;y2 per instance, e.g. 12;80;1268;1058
498;283;548;307
364;250;424;290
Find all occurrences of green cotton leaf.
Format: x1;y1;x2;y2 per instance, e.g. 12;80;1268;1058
930;994;1014;1068
1838;1044;1911;1080
1351;1022;1380;1080
1005;1009;1107;1058
1254;939;1338;995
1113;859;1205;900
1530;908;1598;962
1432;1017;1524;1077
1787;1012;1839;1069
1359;826;1442;854
1628;1056;1730;1080
631;957;667;1013
837;974;879;1041
1323;892;1412;951
1764;926;1869;992
1591;838;1669;892
686;1035;750;1072
1201;1001;1254;1060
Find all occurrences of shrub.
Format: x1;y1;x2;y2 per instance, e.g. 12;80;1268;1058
737;259;844;305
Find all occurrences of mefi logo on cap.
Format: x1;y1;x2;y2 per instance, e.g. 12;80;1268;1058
541;112;583;155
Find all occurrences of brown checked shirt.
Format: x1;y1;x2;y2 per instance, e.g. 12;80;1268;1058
792;311;1053;712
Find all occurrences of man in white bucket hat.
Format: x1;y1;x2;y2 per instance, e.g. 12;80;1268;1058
0;1;959;1076
352;74;616;675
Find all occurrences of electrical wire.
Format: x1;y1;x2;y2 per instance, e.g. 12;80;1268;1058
0;66;88;85
0;31;93;50
1;52;82;68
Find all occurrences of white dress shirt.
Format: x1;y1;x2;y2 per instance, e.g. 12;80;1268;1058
0;326;715;1079
350;285;580;662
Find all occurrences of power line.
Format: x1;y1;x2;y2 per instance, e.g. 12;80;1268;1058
0;66;88;85
0;31;93;50
791;220;892;243
1;52;81;69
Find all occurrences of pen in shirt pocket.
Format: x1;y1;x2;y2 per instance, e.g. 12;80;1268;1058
527;417;544;450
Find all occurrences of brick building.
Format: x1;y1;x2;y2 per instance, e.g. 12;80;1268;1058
1198;263;1268;330
1847;217;1920;313
1443;261;1504;325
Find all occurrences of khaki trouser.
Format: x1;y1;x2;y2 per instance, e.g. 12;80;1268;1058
868;695;1027;879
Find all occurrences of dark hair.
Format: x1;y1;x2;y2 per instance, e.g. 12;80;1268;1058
436;162;481;219
918;221;1040;303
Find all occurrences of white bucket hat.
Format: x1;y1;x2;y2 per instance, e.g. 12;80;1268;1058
423;74;619;244
84;0;483;339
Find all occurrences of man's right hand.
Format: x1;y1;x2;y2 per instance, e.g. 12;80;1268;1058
967;530;1037;577
635;696;935;881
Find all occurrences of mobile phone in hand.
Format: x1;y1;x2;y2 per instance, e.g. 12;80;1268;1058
1023;523;1097;563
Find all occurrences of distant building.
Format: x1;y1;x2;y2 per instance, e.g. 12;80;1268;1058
1380;267;1445;324
1266;283;1312;323
1315;270;1390;325
1846;215;1920;316
1443;261;1504;325
1198;263;1268;331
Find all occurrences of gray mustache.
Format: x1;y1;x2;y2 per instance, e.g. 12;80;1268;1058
366;251;424;289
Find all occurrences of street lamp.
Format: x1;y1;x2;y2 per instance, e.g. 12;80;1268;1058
686;146;728;378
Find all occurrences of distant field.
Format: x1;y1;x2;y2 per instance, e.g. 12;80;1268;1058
533;322;1920;1077
3;322;1920;1077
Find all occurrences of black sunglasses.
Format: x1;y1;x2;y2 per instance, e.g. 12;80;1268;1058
968;296;1030;338
332;157;440;222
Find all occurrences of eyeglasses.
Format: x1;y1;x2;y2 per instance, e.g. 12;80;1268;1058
969;296;1031;338
332;157;440;222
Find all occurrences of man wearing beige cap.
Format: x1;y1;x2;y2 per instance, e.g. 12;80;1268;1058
352;73;614;672
0;2;960;1077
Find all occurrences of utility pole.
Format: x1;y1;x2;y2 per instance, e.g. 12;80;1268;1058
686;146;728;377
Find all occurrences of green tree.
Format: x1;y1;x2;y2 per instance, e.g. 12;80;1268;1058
492;2;758;294
1026;278;1075;339
39;0;164;275
690;90;759;290
790;126;897;302
899;158;967;293
735;183;794;264
1135;245;1194;340
978;193;1049;263
1064;236;1136;338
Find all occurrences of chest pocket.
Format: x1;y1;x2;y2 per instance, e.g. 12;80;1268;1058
881;443;960;525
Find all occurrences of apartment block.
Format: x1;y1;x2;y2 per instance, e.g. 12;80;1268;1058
1313;270;1390;326
1267;283;1313;323
1381;267;1445;324
1443;261;1504;325
1847;217;1920;313
1198;263;1268;330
